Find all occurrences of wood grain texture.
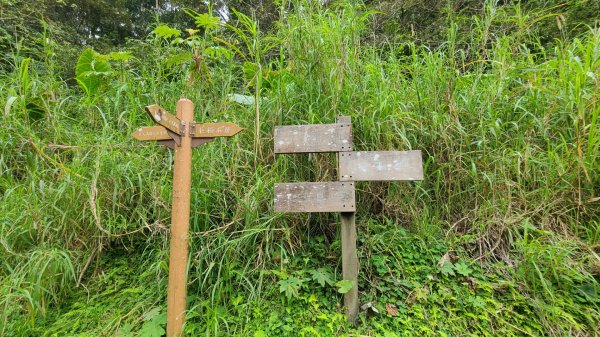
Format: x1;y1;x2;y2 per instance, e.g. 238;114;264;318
274;182;356;212
337;115;351;126
339;150;423;181
274;123;352;153
166;99;193;337
157;138;214;149
341;212;359;323
192;122;243;138
338;114;359;323
146;105;181;134
132;126;172;141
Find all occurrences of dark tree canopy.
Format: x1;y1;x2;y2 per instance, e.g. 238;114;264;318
1;0;598;52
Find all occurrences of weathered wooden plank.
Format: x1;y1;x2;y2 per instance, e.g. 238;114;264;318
274;182;355;212
146;105;181;134
336;116;358;323
339;150;423;181
191;138;214;147
274;123;352;153
337;115;351;125
157;138;214;149
341;211;359;322
192;122;243;138
132;126;172;141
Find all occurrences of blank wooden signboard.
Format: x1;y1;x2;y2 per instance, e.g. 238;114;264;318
274;182;356;212
274;124;352;153
339;150;423;181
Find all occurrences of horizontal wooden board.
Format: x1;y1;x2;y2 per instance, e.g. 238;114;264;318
146;105;181;134
191;138;214;148
339;151;423;181
157;138;214;149
193;122;243;138
132;126;172;141
274;123;352;153
274;182;355;212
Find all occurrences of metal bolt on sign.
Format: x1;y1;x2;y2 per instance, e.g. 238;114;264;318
132;99;243;337
273;116;423;323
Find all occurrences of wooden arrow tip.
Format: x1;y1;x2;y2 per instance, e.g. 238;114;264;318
146;105;165;123
226;125;244;136
145;105;160;116
145;105;159;113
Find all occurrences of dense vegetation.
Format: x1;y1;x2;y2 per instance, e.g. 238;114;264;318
1;1;599;336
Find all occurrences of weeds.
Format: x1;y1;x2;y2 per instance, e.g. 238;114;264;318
0;0;598;335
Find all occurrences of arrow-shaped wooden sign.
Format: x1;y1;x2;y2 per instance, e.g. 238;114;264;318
132;125;172;141
193;122;244;138
146;105;182;134
133;123;243;142
136;106;243;150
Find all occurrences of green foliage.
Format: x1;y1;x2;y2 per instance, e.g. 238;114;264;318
152;25;182;40
193;13;221;31
372;0;599;47
138;308;167;337
310;268;334;287
203;46;233;60
0;0;599;336
335;280;354;294
75;48;112;97
17;223;593;336
107;51;133;62
453;261;473;277
438;262;455;276
278;275;307;299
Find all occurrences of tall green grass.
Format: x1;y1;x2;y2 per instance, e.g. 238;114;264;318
0;1;598;335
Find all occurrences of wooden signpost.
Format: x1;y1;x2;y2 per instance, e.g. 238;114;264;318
133;99;242;337
273;116;423;323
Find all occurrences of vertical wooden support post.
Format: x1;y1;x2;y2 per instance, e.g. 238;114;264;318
135;99;243;335
340;211;359;322
337;116;358;323
166;99;194;337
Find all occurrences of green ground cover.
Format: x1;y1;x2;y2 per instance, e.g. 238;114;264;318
1;1;598;336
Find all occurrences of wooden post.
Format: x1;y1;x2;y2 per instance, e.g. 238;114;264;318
166;99;194;337
340;211;359;322
133;99;243;336
337;115;358;323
